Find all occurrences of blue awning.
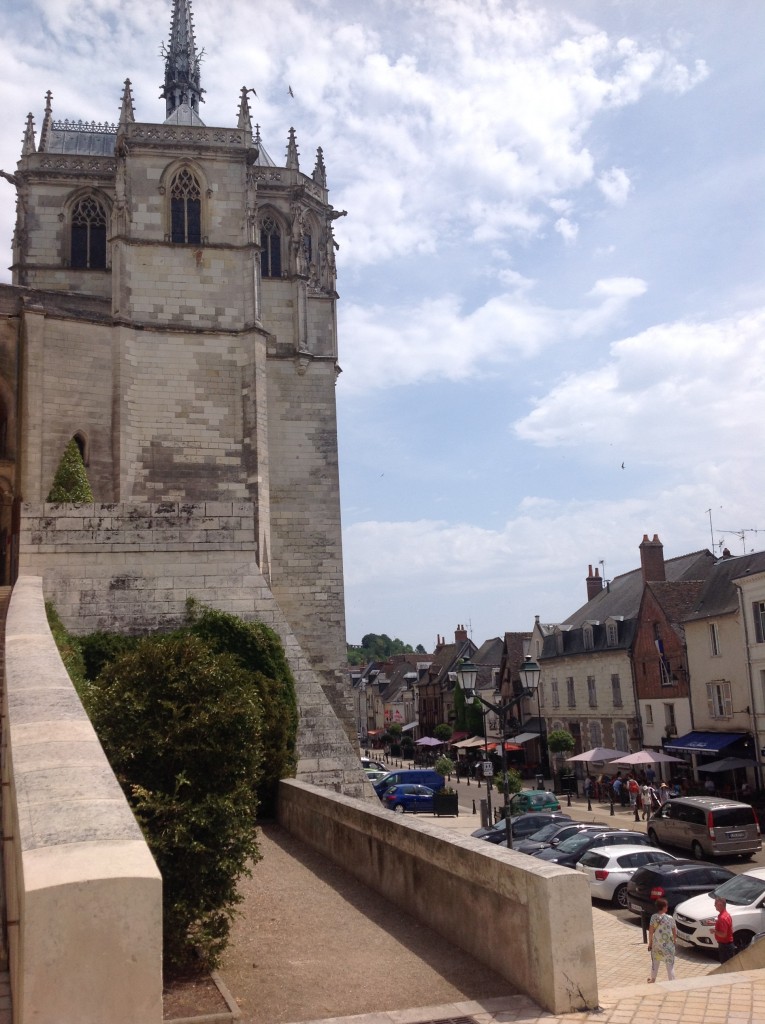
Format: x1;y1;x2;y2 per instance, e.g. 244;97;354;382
665;731;747;754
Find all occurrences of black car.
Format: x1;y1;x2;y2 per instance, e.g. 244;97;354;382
471;811;571;845
532;828;652;867
513;820;608;855
625;859;737;916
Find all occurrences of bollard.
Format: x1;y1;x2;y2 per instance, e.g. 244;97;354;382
641;912;650;944
587;794;592;811
567;790;572;807
472;799;476;814
610;797;615;816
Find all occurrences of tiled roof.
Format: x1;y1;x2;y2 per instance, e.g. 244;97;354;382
684;550;765;621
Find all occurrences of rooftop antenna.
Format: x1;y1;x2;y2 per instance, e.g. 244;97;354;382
598;559;610;591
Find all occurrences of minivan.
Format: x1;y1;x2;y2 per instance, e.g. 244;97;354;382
647;796;761;860
373;769;445;798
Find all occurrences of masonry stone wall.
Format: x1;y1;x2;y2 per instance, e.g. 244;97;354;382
19;503;370;797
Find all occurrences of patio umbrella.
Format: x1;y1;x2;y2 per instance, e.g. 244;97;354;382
609;750;684;766
567;747;629;763
414;736;443;746
697;756;757;773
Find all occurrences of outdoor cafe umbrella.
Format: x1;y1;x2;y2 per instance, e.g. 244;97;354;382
698;756;757;797
567;747;629;764
415;737;443;746
609;750;685;766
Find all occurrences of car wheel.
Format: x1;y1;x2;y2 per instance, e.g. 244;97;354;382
734;929;755;953
647;829;659;845
691;841;704;860
612;884;629;910
394;804;405;814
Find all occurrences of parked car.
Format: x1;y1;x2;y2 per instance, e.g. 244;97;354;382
532;828;652;867
674;867;765;953
381;784;436;814
514;820;609;855
361;757;387;772
625;860;736;916
509;789;561;813
576;845;678;908
373;769;445;798
647;796;761;860
471;811;571;845
364;769;389;784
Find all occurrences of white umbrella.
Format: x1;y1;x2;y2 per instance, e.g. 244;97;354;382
567;747;629;763
697;756;756;773
415;736;443;747
609;750;684;766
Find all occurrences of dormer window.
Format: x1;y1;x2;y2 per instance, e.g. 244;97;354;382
71;195;107;269
583;625;594;651
170;169;202;244
606;621;618;647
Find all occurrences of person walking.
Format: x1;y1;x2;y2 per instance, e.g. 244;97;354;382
647;897;677;982
714;896;736;963
628;776;639;809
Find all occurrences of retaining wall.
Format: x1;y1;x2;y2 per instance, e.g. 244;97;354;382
2;576;163;1024
278;779;599;1015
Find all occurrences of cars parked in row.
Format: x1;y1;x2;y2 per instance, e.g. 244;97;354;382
674;867;765;953
575;845;677;908
361;757;386;772
380;784;436;814
514;820;608;855
509;790;561;813
532;828;652;868
647;796;761;860
471;812;571;845
625;860;736;916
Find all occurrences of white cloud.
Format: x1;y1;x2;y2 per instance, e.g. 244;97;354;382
554;216;579;243
597;166;632;205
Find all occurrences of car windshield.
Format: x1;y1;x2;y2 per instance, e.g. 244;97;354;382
528;823;561;841
713;874;765;907
557;832;602;853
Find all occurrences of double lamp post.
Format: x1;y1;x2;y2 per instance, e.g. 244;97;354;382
456;655;545;850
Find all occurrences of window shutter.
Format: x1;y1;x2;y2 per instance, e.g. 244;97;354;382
723;681;733;718
706;681;715;718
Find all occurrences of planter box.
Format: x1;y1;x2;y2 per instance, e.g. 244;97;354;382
433;791;459;817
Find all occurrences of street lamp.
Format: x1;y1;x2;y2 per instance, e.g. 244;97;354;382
456;660;494;823
520;655;547;779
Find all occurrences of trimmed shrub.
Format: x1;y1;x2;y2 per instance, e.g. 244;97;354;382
46;438;93;502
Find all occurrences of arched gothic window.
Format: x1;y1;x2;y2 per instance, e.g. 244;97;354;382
170;169;202;244
71;196;107;269
260;216;282;277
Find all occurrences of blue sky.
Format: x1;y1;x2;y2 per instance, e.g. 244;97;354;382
1;0;763;650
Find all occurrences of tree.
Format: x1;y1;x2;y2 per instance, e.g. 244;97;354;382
388;722;403;740
84;633;263;975
433;723;452;742
47;438;94;502
547;729;576;777
435;755;455;779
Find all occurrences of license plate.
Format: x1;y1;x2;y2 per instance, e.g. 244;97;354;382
629;902;643;914
727;831;746;839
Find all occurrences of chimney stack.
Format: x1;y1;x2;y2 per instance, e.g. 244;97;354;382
586;564;604;601
454;624;468;643
639;533;666;582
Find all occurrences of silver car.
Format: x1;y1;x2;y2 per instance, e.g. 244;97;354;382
576;845;677;908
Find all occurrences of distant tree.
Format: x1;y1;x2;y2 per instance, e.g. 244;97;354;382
415;644;426;654
47;438;93;503
433;723;453;742
388;722;403;740
347;632;424;665
435;755;455;779
547;729;576;775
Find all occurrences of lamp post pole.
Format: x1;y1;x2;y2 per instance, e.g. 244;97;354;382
481;705;492;825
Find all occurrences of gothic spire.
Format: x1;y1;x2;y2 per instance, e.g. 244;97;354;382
38;90;53;153
312;147;327;188
21;112;37;156
160;0;205;118
237;86;253;136
119;79;136;127
286;127;299;171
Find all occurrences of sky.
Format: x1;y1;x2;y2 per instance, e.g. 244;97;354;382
0;0;763;650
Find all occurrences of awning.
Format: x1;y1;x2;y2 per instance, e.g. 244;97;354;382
664;731;747;754
512;732;540;745
401;721;419;732
452;736;487;748
450;731;469;743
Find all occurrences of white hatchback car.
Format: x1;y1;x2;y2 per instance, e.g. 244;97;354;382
576;845;677;908
674;867;765;953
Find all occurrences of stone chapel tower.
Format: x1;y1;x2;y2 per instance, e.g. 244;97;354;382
0;0;364;795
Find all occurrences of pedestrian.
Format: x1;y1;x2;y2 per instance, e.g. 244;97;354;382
628;776;640;808
659;781;670;805
704;777;715;795
646;766;656;785
641;784;653;819
584;775;593;800
714;897;736;963
647;897;677;982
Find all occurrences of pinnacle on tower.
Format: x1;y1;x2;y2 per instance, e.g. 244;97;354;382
286;127;299;171
119;79;136;126
312;147;327;188
160;0;205;118
237;86;253;136
38;90;53;153
21;112;37;156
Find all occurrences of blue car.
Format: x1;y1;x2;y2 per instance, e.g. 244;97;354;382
381;784;436;814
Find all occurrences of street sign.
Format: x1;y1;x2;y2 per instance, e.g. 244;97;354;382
482;761;494;777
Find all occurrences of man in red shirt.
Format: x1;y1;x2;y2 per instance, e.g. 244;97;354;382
714;896;735;963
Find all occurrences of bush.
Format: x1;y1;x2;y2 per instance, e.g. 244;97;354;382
435;755;455;778
433;723;453;742
79;630;141;680
84;633;263;974
492;767;523;795
46;438;93;502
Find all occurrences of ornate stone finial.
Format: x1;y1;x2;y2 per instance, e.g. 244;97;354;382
160;0;205;118
119;79;136;126
21;112;37;156
286;127;299;171
312;146;327;188
38;90;53;152
254;123;262;147
237;86;254;135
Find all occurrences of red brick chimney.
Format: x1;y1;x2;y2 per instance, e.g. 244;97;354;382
586;564;603;601
454;624;468;643
639;533;666;582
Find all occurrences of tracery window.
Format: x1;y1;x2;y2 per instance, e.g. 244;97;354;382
71;196;107;269
170;169;202;244
260;216;282;277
